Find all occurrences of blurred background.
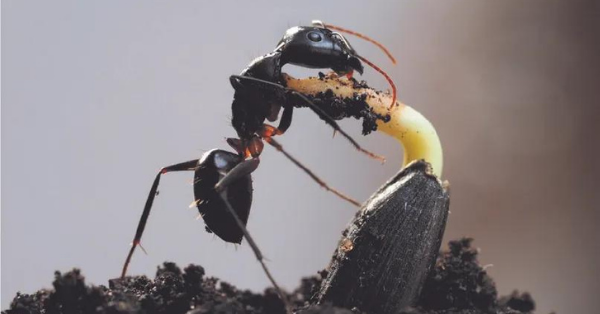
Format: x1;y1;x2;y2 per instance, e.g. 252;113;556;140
2;1;599;313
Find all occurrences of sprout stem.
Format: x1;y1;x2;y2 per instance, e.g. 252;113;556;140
284;73;443;178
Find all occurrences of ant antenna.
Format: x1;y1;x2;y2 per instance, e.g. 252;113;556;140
356;55;398;109
312;20;397;64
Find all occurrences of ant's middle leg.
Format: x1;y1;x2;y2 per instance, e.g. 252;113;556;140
276;103;293;134
260;103;293;138
262;136;361;207
259;105;361;207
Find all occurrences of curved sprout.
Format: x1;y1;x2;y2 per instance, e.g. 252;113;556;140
284;73;443;178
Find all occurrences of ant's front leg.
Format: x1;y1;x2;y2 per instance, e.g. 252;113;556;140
230;75;384;162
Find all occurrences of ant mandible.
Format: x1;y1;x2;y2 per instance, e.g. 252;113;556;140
120;20;397;311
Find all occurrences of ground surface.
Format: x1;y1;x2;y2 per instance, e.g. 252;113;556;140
3;239;536;314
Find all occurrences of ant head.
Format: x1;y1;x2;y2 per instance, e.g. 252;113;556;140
276;25;363;76
282;20;399;110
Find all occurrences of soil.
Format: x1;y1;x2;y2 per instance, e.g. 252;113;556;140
300;72;390;136
4;238;536;314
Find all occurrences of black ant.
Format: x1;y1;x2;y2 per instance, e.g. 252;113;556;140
120;20;396;311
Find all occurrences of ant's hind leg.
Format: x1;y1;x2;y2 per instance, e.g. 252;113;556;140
217;186;292;313
214;157;260;192
212;157;292;313
121;159;198;278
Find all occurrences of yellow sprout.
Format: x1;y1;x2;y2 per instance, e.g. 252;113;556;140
284;73;443;178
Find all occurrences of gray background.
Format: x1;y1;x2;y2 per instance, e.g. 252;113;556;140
2;1;599;313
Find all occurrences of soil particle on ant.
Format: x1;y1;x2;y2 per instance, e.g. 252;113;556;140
3;239;537;314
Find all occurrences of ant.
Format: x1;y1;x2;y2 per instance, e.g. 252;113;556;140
120;20;397;312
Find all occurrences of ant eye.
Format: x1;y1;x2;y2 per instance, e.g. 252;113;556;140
307;31;322;42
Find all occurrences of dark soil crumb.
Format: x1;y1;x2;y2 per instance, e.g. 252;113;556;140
294;72;390;135
303;89;389;136
3;239;537;314
403;238;536;314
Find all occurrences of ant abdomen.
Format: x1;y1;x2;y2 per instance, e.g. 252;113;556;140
194;149;253;244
